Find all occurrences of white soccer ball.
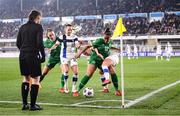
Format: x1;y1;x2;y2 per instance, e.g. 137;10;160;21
83;87;94;97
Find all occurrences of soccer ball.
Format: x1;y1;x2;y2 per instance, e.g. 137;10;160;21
83;87;94;97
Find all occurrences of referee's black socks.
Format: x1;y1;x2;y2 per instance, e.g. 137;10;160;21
30;84;39;107
21;82;29;105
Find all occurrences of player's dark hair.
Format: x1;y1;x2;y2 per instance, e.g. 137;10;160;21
104;28;112;35
46;28;53;38
28;10;41;21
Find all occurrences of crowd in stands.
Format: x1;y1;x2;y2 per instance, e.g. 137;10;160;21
0;0;179;19
148;14;180;35
73;19;103;37
123;17;149;35
103;14;180;36
0;13;179;38
0;0;179;38
0;22;20;38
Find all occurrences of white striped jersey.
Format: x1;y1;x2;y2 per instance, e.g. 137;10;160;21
56;34;79;59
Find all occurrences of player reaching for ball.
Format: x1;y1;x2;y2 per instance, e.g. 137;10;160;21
76;45;121;96
76;28;121;96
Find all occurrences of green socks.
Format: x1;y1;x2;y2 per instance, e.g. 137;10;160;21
60;74;65;88
78;75;90;92
111;73;119;90
40;74;45;82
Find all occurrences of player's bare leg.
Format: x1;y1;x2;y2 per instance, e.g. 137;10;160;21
62;64;70;93
99;71;109;93
101;58;112;86
109;66;122;96
39;66;53;89
78;64;97;93
71;65;79;96
59;65;65;93
40;66;51;82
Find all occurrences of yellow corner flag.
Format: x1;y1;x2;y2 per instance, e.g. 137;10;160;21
112;18;127;38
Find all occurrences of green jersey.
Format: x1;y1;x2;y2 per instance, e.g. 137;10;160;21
91;38;113;60
89;38;113;70
44;37;61;60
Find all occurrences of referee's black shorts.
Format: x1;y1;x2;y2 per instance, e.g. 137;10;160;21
19;52;42;78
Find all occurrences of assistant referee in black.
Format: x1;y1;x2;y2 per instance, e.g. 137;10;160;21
16;10;45;111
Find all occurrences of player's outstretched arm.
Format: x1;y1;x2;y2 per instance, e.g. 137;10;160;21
49;41;60;52
75;44;92;59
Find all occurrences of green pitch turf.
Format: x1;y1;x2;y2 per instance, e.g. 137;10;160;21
0;57;180;115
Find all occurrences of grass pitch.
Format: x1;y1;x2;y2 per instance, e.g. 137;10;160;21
0;57;180;115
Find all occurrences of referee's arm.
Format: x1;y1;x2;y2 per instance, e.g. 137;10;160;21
16;27;22;49
37;25;45;63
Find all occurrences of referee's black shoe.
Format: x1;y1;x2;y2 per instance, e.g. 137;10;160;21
29;104;43;111
22;104;29;110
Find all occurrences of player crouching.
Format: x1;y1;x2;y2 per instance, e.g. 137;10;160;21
75;28;121;96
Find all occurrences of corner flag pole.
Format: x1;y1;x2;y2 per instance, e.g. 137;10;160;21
120;35;125;107
112;18;126;108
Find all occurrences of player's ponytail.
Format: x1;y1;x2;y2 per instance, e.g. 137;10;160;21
104;28;112;35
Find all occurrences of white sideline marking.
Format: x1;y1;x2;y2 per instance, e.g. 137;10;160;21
70;104;122;109
0;80;179;109
0;99;132;109
125;80;180;108
71;99;133;106
0;101;21;104
0;101;65;106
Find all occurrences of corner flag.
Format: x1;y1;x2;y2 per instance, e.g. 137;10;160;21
112;18;127;108
112;18;127;37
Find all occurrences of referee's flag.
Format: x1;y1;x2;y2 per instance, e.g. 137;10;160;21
112;18;127;37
